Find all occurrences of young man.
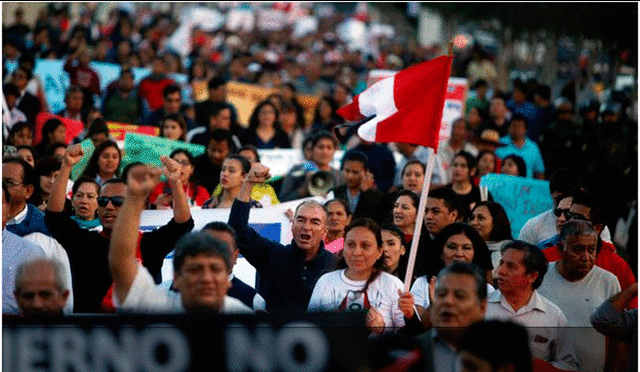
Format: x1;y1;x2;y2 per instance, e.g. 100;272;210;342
193;128;235;194
109;164;251;314
495;114;545;179
327;150;383;222
486;241;578;371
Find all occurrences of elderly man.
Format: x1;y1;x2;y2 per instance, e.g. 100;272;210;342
486;240;578;371
415;262;488;372
109;164;252;314
228;162;337;314
14;257;69;317
538;220;622;372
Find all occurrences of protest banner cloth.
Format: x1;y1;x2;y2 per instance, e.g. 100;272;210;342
479;174;554;238
338;45;454;291
107;122;159;142
34;112;84;145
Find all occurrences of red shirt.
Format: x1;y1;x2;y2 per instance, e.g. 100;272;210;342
64;59;101;95
148;182;210;208
543;240;637;308
137;76;176;112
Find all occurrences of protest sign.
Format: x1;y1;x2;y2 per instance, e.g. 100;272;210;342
479;174;553;237
70;139;96;181
107;122;159;142
121;133;205;170
34;112;84;145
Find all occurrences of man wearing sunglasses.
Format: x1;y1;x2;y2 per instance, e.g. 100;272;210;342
542;191;637;308
45;145;194;313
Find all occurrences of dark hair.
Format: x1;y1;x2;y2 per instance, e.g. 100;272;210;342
337;218;385;290
325;198;352;217
173;231;232;273
208;128;236;153
402;159;425;178
571;190;607;227
458;320;532;372
44;143;67;158
248;100;280;130
9;122;32;145
471;201;512;241
202;221;238;252
380;224;409;278
208;76;226;90
160;113;187;141
2;181;11;204
549;168;582;196
65;85;83;101
39;118;64;148
500;240;547;289
224;154;251;175
2;157;35;186
169;148;199;186
162;84;181;99
237;144;260;163
341;150;369;170
510;113;529;129
453;151;477;180
310;130;338;148
87;117;109;137
3;82;20;97
502;154;527;177
28;156;61;205
395;189;420;211
71;176;100;196
80;140;121;180
121;161;144;183
474;79;488;89
14;66;33;81
432;222;493;274
436;261;488;301
15;145;35;158
428;187;462;216
536;85;551;101
312;95;341;129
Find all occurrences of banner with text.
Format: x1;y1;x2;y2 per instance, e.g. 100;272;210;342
479;174;553;237
122;133;205;170
107;122;160;142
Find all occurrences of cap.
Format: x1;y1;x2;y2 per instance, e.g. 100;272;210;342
478;129;506;147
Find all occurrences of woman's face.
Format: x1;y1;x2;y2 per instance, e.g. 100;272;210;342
97;146;120;176
16;148;35;167
172;152;193;185
467;107;481;127
381;230;405;271
326;201;351;233
12;127;33;146
72;182;99;220
40;170;60;195
162;119;183;141
441;233;474;266
258;104;277;127
451;155;472;183
311;138;336;167
402;163;425;193
477;153;496;176
13;69;29;91
470;206;493;241
501;158;519;176
393;195;417;231
343;226;382;277
50;124;66;144
220;158;245;190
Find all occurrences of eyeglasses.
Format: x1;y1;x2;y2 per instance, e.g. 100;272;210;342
3;179;23;188
97;196;124;207
553;208;571;218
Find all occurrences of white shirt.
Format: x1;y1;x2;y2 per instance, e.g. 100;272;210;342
308;269;405;331
116;265;254;314
6;204;28;226
411;275;495;309
518;209;612;244
538;262;621;372
486;289;578;371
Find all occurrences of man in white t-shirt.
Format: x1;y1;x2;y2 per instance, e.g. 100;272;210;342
109;161;252;314
538;220;622;372
486;240;577;371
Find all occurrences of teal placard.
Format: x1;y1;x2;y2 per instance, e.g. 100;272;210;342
121;133;206;171
479;174;554;237
70;139;96;181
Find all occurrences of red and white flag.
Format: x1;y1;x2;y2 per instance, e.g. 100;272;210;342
337;55;453;150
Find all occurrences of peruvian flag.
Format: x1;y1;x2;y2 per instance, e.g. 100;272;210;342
337;55;453;150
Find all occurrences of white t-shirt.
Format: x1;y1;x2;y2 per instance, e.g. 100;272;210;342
518;209;612;244
411;275;495;309
538;263;621;372
485;289;578;371
308;269;405;330
116;265;254;314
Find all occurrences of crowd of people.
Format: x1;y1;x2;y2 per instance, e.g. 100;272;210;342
2;3;638;372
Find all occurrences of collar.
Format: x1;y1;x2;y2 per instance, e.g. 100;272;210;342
489;289;548;314
7;204;28;225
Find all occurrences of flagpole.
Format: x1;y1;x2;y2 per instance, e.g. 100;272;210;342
402;40;454;291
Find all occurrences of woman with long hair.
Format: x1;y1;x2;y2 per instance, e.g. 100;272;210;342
470;201;513;277
28;156;64;211
311;95;343;133
475;150;501;185
392;190;419;241
35;118;66;160
79;140;121;186
445;151;492;212
240;100;291;149
500;154;527;178
308;218;405;334
203;154;262;209
324;199;352;253
159;114;187;142
381;224;408;281
148;149;210;208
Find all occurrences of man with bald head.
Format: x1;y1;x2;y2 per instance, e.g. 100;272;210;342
228;162;337;314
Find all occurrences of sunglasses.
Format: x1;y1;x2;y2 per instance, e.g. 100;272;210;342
553;208;590;221
553;208;571;218
97;196;124;207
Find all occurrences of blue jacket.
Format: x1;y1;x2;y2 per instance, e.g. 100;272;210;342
6;204;52;238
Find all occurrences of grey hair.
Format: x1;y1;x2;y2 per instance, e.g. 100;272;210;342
294;200;328;223
15;257;68;292
558;220;597;250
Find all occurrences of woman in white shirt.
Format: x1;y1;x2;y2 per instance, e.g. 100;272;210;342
308;218;405;335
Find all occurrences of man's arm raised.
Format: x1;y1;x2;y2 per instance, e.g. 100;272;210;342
47;145;84;213
161;156;191;224
109;164;162;304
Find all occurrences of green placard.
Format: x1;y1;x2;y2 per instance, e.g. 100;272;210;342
70;139;96;181
122;133;206;170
